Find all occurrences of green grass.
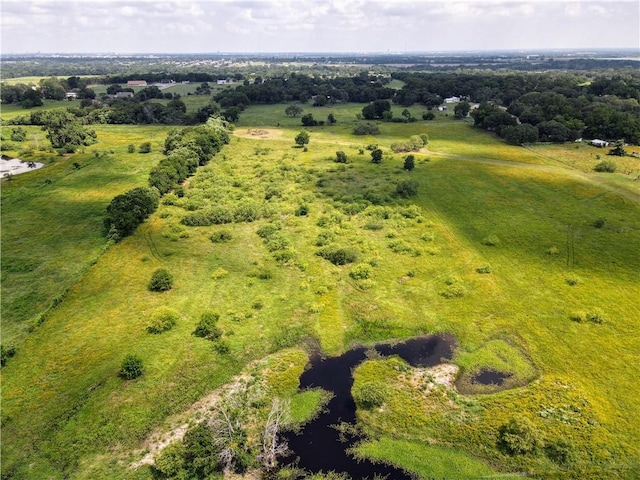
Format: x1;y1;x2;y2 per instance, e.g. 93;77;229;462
1;103;639;479
357;438;510;479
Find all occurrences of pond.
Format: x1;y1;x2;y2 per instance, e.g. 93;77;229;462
0;156;44;177
283;334;457;479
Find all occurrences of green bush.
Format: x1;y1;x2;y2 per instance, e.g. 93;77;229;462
209;230;233;243
1;344;17;367
193;311;222;340
476;265;492;274
349;264;372;280
353;381;387;409
396;180;419;198
153;441;186;477
119;354;144;379
139;141;152;153
594;160;617;172
335;151;348;163
481;235;500;246
148;268;174;292
497;418;542;455
147;306;180;334
317;246;359;265
127;144;135;153
353;123;380;135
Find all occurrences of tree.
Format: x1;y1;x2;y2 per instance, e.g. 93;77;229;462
257;399;291;469
148;269;174;292
498;418;542;455
608;140;626;157
295;131;310;147
396;180;419;197
104;187;160;241
370;148;383;164
362;100;391;120
502;124;539;145
139;141;152;153
326;113;336;125
404;155;415;171
454;101;471;119
41;111;97;150
301;113;318;126
284;104;303;117
119;354;144;380
335;151;348;163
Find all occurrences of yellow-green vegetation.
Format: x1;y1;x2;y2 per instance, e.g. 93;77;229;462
1;102;639;479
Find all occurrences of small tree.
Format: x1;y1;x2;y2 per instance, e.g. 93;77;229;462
404;155;415;171
119;354;144;380
608;140;626;157
370;148;383;164
454;101;471;119
284;104;303;117
326;113;336;125
193;311;222;340
396;180;419;197
295;131;310;147
148;268;173;292
139;141;152;153
335;151;348;163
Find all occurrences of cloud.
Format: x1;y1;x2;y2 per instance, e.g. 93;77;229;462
1;0;638;53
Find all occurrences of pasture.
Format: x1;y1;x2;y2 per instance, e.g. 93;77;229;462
1;102;639;479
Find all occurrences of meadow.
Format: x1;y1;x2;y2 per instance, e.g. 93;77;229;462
1;101;639;479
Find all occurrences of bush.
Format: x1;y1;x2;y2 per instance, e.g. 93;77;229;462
349;263;372;280
317;246;359;265
295;204;309;216
154;441;186;477
353;381;387;409
1;344;16;367
147;306;180;334
148;268;174;292
119;354;144;379
335;151;348;163
481;235;500;246
476;265;492;274
105;187;160;241
498;418;542;455
594;160;617;172
193;311;222;340
404;155;415;171
370;148;383;164
139;141;152;153
210;230;233;243
127;144;135;153
211;267;229;280
396;180;418;198
353;123;380;136
593;218;605;228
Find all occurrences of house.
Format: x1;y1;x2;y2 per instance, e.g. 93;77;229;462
590;139;609;148
444;96;461;104
115;92;134;99
437;105;448;111
65;92;78;100
217;79;228;85
127;80;147;87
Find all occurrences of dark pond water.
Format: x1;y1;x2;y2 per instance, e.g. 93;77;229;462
283;334;456;479
471;369;511;386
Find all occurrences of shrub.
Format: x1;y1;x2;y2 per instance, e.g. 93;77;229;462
440;277;466;298
349;264;372;280
370;148;383;164
105;187;160;241
353;123;380;135
481;235;500;246
396;180;419;198
139;141;152;153
295;204;309;216
545;439;574;465
211;267;229;280
210;230;233;243
148;268;174;292
213;339;231;354
404;155;415;171
593;218;605;228
154;441;186;477
317;246;359;265
119;354;144;379
546;246;559;255
193;311;222;340
476;265;492;274
1;344;16;367
315;230;335;246
353;381;387;409
498;418;542;455
127;144;135;153
594;160;616;172
565;275;580;286
147;306;180;334
335;151;348;163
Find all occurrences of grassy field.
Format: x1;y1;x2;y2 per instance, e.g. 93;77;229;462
1;102;639;479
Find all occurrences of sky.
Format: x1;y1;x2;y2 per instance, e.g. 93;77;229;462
1;0;639;54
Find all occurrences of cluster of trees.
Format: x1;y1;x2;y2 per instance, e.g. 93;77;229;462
105;115;230;241
214;71;394;107
1;76;96;107
392;71;640;144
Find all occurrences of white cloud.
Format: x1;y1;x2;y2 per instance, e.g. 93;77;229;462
0;0;638;53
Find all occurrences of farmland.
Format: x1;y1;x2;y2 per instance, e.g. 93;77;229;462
1;100;639;479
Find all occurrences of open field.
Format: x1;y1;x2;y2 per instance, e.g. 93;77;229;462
1;103;639;479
